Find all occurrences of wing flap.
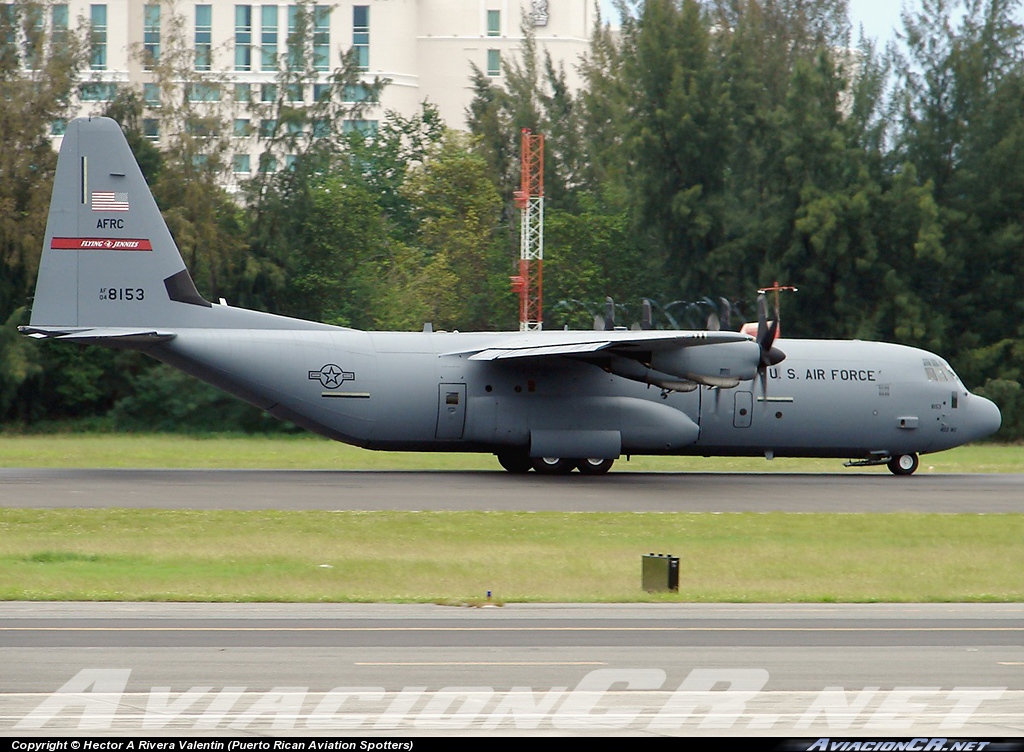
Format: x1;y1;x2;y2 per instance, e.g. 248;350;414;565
469;341;610;361
446;330;751;362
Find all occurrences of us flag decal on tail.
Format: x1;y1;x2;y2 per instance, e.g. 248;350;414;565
91;191;130;211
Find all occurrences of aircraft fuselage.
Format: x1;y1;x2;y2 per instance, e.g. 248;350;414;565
149;328;999;461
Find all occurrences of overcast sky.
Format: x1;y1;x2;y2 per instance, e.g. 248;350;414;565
848;0;907;43
596;1;910;44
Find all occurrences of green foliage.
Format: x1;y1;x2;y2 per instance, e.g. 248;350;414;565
975;379;1024;442
401;131;509;329
110;366;292;433
0;0;85;326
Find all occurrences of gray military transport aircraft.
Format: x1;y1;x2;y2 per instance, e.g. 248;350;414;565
21;117;1002;475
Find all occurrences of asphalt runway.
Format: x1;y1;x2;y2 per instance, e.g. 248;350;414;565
2;603;1023;736
2;468;1024;511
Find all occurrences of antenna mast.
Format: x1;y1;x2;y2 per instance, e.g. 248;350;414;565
511;129;544;331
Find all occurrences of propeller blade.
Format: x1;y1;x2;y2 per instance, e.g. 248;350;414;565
753;293;787;399
604;297;615;331
719;297;731;330
756;294;768;346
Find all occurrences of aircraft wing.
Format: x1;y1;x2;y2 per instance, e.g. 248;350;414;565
445;330;752;361
18;326;177;345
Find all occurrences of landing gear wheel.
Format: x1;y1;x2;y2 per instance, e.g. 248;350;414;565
576;458;614;475
532;457;576;475
887;453;919;476
496;450;532;474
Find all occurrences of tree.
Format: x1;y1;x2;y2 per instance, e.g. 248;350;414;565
400;131;510;329
0;0;86;420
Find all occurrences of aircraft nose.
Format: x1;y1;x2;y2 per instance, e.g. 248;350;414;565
967;394;1001;442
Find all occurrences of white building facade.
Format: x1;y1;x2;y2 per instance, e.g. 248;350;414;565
14;0;593;142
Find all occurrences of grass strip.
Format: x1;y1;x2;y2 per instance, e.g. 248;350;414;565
1;509;1021;603
0;434;1022;472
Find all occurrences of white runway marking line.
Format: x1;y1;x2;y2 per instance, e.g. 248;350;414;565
354;661;608;666
1;626;1023;632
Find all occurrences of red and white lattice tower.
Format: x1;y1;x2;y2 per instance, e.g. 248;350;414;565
511;129;544;331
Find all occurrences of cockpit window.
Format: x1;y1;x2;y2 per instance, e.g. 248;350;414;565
923;358;960;384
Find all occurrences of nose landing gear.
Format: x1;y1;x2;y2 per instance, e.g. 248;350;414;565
887;453;920;476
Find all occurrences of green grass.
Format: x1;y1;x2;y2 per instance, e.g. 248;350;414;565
1;432;1022;472
1;509;1022;603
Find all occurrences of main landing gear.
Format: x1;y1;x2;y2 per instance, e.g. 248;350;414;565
495;451;616;475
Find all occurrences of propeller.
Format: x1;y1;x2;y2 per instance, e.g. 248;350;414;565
755;293;786;396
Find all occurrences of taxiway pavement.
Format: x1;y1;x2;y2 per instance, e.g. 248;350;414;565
2;469;1023;512
2;603;1023;736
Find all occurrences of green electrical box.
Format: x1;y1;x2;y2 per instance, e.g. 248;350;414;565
642;553;679;592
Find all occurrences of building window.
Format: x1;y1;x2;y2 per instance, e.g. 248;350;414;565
343;83;375;103
186;82;221;102
23;2;43;69
234;5;251;71
259;153;276;172
144;83;160;105
195;5;212;70
286;83;304;102
352;5;368;70
50;119;67;136
259;118;276;138
261;5;277;71
143;118;159;142
487;9;500;36
234;118;250;137
52;4;69;48
89;4;107;70
1;5;16;64
313;5;329;71
234;82;251;102
313;83;330;102
260;82;277;102
343;119;377;138
312;118;329;137
487;49;500;77
187;118;217;137
143;4;160;69
80;82;116;101
233;154;251;173
287;5;301;70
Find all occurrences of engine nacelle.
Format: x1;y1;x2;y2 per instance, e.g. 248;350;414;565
650;340;761;388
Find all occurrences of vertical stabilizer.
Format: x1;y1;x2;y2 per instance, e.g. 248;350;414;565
29;116;209;329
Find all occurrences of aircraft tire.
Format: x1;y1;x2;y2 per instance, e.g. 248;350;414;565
576;458;614;475
532;457;576;475
887;453;919;476
496;451;532;474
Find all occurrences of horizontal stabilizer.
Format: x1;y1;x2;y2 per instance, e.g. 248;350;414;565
18;326;176;345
